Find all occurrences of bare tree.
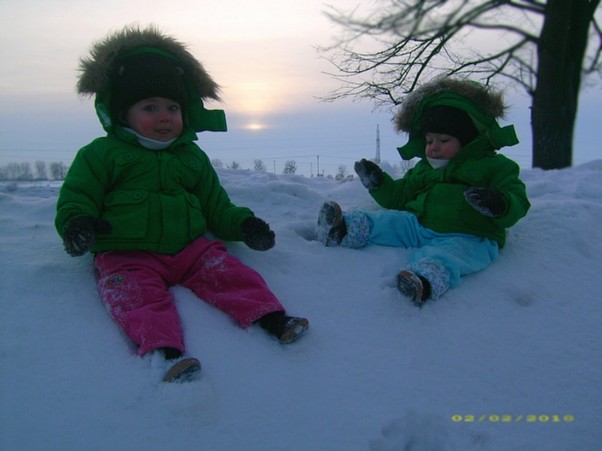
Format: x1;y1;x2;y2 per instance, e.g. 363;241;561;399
335;164;347;180
320;0;601;169
211;158;224;168
0;163;20;180
35;161;47;180
254;159;267;172
49;162;68;180
283;160;297;174
19;162;33;181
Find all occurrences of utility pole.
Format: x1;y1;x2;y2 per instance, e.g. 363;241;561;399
375;124;381;164
316;155;320;177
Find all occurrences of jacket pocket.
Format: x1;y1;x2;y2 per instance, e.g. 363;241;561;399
102;190;149;238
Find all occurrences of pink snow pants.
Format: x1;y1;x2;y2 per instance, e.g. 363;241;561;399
94;236;284;356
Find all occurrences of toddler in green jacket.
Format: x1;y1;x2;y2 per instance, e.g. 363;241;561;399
317;78;530;306
55;26;308;383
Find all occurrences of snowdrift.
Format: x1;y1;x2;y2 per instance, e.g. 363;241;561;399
1;161;601;450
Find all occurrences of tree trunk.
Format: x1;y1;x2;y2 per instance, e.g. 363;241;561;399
531;0;599;169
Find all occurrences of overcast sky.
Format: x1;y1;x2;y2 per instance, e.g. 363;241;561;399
1;0;600;176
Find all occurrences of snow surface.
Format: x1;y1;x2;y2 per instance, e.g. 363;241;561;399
1;161;601;451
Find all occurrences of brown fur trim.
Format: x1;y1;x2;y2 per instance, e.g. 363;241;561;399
394;77;506;133
76;25;220;101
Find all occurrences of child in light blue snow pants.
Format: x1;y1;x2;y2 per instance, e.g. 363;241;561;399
316;78;530;306
340;209;499;301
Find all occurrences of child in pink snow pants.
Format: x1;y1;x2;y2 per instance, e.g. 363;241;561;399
95;237;285;356
55;26;309;383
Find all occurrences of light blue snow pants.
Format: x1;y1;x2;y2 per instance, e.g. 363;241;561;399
340;210;499;299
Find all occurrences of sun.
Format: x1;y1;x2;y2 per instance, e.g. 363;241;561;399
244;122;267;131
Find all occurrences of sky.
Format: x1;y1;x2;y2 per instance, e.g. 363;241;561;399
0;0;600;176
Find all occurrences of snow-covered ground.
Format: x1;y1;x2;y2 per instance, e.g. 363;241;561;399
1;161;601;450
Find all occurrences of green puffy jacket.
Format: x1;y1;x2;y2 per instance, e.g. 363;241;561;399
370;135;530;248
56;26;252;254
55;130;253;254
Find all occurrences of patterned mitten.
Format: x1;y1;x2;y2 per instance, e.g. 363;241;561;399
241;216;275;251
354;159;384;190
63;216;112;256
464;187;507;218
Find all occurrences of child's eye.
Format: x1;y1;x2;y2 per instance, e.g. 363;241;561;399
142;105;157;112
168;104;181;112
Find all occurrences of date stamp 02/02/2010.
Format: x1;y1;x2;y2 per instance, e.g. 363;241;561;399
451;414;575;424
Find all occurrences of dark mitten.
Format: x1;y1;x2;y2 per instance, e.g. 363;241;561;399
241;216;275;251
464;187;507;218
354;159;384;190
63;216;112;257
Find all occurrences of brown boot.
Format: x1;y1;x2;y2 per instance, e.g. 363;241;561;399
317;201;346;246
258;311;309;344
162;357;202;383
397;270;431;307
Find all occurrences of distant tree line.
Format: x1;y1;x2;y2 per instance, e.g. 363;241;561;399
211;158;300;175
209;158;412;179
1;158;410;181
0;161;69;181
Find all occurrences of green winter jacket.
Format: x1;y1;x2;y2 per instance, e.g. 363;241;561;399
376;77;531;248
57;27;255;255
55;130;253;254
370;135;530;248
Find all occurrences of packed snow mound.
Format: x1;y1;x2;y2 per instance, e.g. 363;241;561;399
1;162;601;451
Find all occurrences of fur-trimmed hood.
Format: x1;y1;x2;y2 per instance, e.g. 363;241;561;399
77;25;220;100
393;77;518;160
394;77;506;133
76;25;226;134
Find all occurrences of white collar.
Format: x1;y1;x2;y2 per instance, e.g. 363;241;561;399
123;127;177;150
427;158;450;169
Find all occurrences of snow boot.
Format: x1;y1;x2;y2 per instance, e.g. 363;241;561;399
317;201;347;246
397;270;431;307
258;311;309;344
162;357;202;383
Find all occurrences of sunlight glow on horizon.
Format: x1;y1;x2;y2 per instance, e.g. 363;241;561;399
243;122;268;131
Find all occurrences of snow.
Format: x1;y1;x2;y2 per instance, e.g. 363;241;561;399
1;161;601;451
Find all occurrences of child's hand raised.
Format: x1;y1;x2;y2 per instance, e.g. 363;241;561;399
241;217;276;251
354;159;384;190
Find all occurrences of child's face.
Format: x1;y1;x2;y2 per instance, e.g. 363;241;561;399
425;133;462;160
125;97;184;141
